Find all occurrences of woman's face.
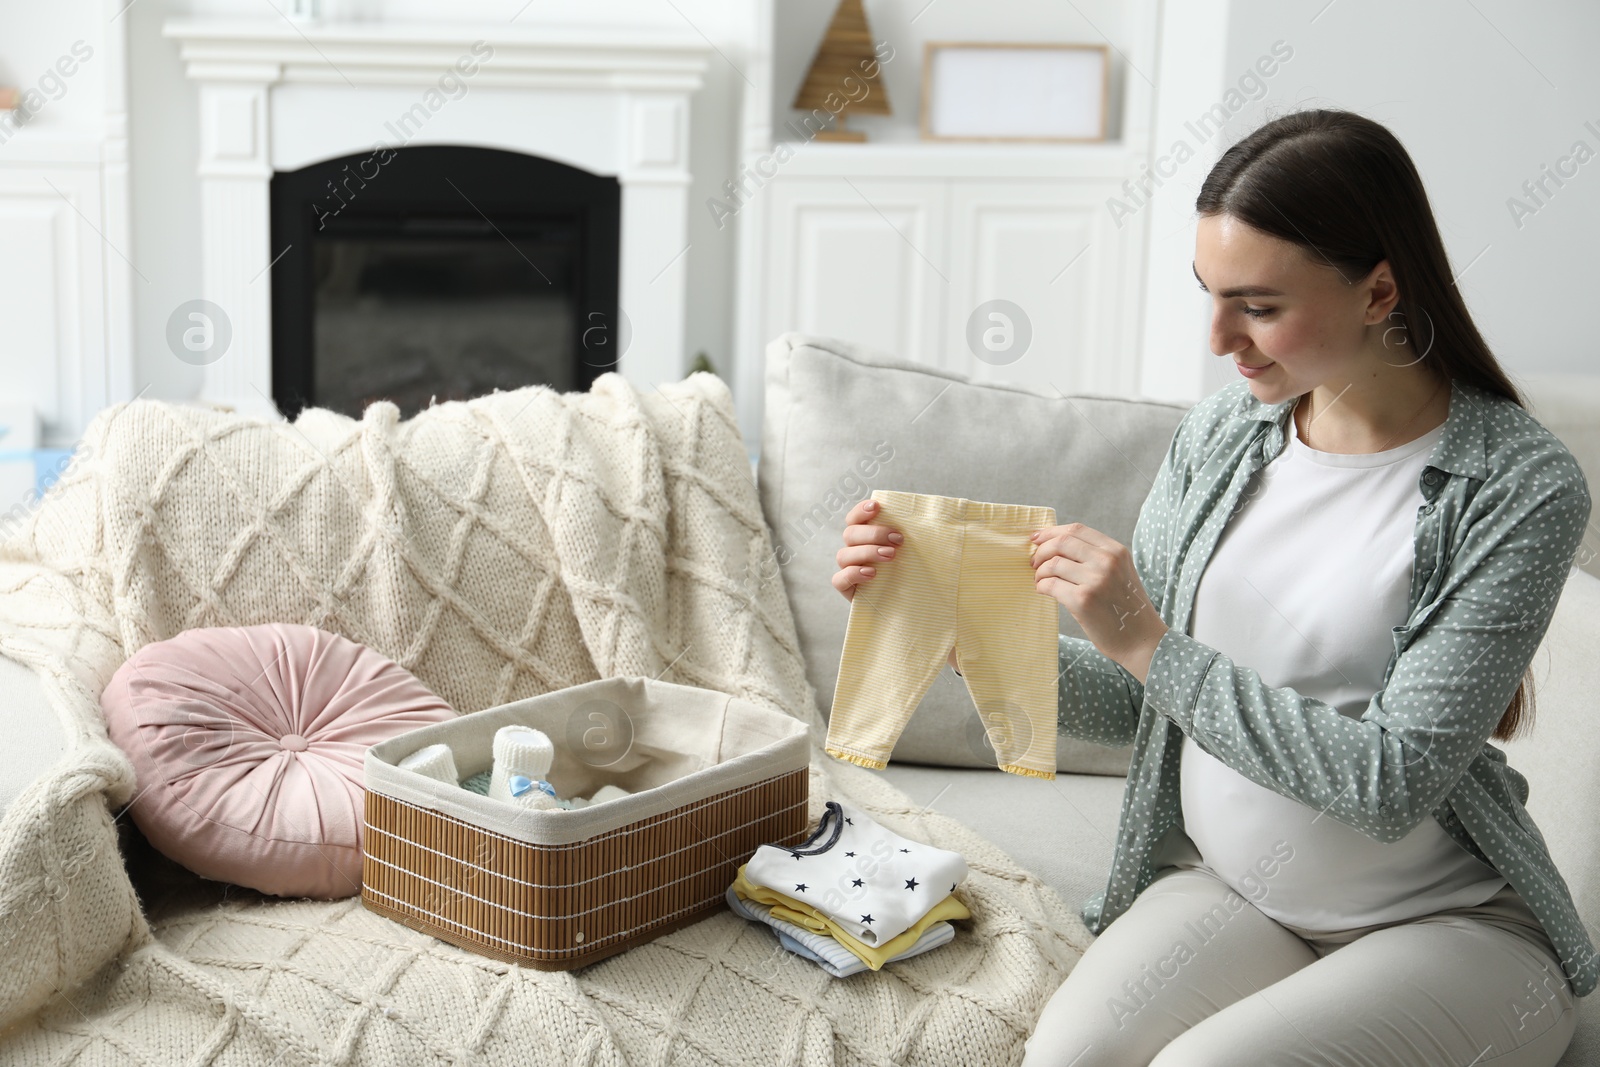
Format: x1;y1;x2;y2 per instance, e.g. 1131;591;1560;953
1194;213;1397;403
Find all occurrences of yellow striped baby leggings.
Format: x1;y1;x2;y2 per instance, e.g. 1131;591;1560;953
826;489;1059;779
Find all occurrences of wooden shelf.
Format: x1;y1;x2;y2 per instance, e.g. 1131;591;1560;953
760;137;1141;179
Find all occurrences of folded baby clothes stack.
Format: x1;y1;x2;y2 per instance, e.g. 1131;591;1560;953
729;799;971;974
724;883;957;978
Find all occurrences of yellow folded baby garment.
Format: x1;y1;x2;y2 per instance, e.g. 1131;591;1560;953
731;864;971;971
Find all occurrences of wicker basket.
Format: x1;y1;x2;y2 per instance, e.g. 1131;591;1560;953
361;675;813;970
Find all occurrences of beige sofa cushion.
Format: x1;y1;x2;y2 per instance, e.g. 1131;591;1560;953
755;332;1188;776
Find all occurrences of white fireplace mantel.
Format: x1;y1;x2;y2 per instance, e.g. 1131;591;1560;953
163;18;710;417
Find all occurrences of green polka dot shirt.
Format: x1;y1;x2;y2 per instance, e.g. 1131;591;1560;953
1058;376;1598;997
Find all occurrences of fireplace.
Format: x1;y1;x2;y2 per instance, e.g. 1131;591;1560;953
269;145;621;420
165;20;708;419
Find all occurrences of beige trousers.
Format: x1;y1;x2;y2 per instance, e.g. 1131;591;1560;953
826;490;1060;778
1022;828;1578;1067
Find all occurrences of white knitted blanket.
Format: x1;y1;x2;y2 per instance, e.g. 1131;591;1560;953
0;372;1091;1065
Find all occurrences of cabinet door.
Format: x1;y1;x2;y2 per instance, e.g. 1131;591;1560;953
945;179;1144;397
763;178;948;363
0;164;109;442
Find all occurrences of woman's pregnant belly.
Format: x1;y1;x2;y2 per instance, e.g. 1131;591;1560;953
1178;734;1505;933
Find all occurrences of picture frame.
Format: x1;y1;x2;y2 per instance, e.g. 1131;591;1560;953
920;42;1110;143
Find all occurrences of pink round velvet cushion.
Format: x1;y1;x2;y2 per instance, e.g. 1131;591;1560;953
101;623;456;899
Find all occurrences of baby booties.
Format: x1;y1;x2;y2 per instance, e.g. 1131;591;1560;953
398;742;459;785
489;724;562;810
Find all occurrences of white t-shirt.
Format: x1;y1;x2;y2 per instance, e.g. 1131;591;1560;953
1179;410;1506;934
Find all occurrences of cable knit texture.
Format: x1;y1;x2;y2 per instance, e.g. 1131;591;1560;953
0;372;1090;1064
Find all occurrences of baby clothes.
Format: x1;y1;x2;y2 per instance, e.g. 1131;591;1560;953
727;868;969;972
458;770;628;809
740;799;969;946
827;489;1059;778
727;873;956;976
771;920;955;978
398;742;459;784
406;725;631;811
489;724;559;809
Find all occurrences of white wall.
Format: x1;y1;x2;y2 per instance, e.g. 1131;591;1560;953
126;0;203;407
1142;0;1600;406
1138;0;1234;403
0;6;105;132
1228;0;1600;382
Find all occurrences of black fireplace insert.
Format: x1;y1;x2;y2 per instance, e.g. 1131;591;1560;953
269;144;621;421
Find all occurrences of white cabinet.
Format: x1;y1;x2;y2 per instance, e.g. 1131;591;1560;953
0;153;115;443
763;178;949;363
0;7;134;447
736;143;1150;439
944;178;1143;396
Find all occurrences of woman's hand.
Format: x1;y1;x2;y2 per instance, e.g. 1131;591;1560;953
1029;522;1168;684
832;498;902;602
834;498;960;671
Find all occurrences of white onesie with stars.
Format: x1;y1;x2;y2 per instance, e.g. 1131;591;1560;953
743;800;969;945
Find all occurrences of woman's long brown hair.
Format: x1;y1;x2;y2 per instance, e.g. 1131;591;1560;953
1195;107;1537;742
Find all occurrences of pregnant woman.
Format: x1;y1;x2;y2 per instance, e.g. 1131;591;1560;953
832;108;1592;1066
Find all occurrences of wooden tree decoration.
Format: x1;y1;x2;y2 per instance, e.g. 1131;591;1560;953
792;0;891;142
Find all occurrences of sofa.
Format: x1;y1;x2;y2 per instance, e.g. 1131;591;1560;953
1;330;1595;1064
755;333;1600;1065
0;359;1088;1065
